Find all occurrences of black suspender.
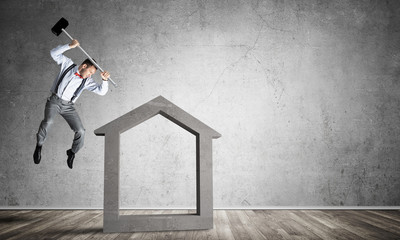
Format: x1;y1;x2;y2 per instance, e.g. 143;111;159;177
54;64;76;94
70;78;88;102
53;63;88;102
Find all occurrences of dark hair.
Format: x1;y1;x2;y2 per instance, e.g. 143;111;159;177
81;58;97;70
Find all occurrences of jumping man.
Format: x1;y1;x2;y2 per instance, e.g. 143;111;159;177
33;39;110;169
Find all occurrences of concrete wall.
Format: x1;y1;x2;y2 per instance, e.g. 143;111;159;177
1;0;399;208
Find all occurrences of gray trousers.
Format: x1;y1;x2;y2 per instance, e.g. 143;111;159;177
36;94;85;153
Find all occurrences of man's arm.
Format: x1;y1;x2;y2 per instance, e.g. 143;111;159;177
85;71;110;96
50;39;79;65
86;79;109;96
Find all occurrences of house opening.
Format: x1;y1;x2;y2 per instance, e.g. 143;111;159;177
120;114;197;215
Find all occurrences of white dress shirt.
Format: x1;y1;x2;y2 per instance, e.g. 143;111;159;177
50;44;108;103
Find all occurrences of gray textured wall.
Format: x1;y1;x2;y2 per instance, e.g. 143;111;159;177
1;0;399;208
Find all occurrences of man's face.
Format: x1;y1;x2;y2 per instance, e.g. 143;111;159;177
79;64;97;79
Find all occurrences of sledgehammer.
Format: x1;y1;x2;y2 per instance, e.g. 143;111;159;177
51;17;117;87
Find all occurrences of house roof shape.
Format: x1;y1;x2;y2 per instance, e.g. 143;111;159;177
94;95;221;232
94;95;221;139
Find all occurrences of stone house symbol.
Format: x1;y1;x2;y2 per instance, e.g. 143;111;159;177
94;96;221;232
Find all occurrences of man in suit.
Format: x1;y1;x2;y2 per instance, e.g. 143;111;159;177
33;39;110;169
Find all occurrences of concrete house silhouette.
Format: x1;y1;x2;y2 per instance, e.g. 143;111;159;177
94;96;221;232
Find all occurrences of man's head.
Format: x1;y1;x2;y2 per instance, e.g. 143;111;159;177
78;59;97;78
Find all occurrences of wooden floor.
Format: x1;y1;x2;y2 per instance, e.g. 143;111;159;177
0;210;399;239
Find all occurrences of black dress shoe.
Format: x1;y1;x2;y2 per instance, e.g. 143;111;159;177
66;149;75;169
33;146;42;164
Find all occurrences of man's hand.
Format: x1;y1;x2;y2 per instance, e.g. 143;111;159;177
101;71;110;81
69;39;80;48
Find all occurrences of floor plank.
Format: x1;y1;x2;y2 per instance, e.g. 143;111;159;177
226;210;253;240
0;210;46;234
0;210;399;239
1;210;81;240
215;210;236;240
235;210;267;240
246;210;284;239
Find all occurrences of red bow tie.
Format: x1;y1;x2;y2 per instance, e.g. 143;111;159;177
75;72;83;79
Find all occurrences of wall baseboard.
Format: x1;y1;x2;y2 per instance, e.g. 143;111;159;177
0;206;399;210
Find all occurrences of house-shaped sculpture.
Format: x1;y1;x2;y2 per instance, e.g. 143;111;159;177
94;96;221;233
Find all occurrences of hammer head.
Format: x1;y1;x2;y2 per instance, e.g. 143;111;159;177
51;17;69;36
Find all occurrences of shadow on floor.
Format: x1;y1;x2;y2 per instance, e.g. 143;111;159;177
46;227;104;235
0;215;34;223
